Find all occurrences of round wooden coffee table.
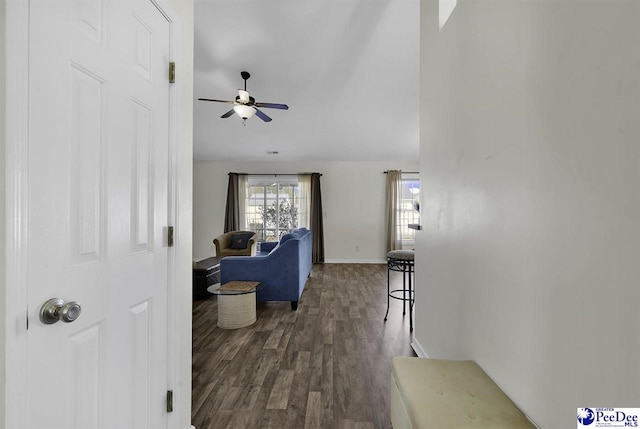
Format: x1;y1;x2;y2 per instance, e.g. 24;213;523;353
207;281;263;329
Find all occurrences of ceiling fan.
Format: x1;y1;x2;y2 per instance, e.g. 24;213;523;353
198;71;289;125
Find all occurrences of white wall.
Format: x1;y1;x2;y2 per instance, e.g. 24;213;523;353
416;1;640;428
193;160;419;262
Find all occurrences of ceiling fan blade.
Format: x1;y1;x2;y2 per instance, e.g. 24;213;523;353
198;98;235;104
221;109;235;118
255;102;289;110
255;108;272;122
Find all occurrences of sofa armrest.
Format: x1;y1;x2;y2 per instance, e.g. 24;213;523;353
248;237;258;256
213;232;232;256
259;241;278;253
220;255;273;283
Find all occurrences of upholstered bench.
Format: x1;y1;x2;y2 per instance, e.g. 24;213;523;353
391;357;534;428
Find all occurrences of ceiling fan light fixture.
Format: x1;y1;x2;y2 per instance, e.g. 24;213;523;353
233;104;256;120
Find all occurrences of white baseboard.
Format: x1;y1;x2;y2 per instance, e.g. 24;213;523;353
324;259;386;264
410;335;428;358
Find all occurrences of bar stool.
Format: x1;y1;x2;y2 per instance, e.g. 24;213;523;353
384;249;415;331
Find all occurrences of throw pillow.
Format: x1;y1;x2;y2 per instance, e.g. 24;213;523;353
230;232;253;249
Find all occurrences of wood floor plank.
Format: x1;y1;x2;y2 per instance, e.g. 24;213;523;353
304;391;322;429
321;344;334;424
225;410;262;429
339;420;376;429
263;328;285;350
266;369;295;409
192;263;416;429
295;350;311;371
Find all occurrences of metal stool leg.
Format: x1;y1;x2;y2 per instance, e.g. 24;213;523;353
402;262;407;315
384;260;391;321
408;263;413;332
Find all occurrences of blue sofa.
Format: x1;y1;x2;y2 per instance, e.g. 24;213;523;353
220;228;313;310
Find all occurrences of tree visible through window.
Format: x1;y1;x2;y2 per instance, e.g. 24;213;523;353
245;176;302;241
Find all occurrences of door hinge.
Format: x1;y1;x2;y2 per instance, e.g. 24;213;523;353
169;62;175;83
167;226;174;247
166;390;174;413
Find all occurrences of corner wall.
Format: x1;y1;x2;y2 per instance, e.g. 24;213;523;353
417;1;640;427
193;160;419;262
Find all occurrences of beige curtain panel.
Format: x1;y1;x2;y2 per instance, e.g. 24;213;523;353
385;170;402;252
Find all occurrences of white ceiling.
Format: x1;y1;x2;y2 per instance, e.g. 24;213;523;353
193;0;420;162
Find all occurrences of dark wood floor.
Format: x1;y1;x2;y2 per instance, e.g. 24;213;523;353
192;263;417;429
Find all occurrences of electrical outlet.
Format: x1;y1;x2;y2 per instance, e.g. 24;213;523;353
355;245;360;252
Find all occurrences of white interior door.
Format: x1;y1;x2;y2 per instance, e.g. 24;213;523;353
26;0;171;428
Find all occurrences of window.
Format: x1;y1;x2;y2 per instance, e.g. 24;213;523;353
244;176;307;242
398;174;420;247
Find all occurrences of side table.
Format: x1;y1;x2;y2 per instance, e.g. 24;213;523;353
207;281;263;329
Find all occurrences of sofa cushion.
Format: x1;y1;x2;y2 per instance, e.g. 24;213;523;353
280;228;307;244
280;232;295;244
230;232;253;249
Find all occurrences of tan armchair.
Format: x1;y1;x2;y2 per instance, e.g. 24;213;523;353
213;230;258;257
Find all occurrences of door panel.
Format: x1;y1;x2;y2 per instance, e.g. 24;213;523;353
26;1;171;428
69;64;105;265
131;301;151;429
131;98;153;253
68;324;102;429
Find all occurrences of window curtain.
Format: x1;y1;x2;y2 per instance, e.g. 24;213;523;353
310;173;325;263
238;175;247;229
298;174;311;229
224;173;247;232
385;170;402;252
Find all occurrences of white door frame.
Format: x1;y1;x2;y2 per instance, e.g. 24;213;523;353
3;1;182;427
5;1;30;426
